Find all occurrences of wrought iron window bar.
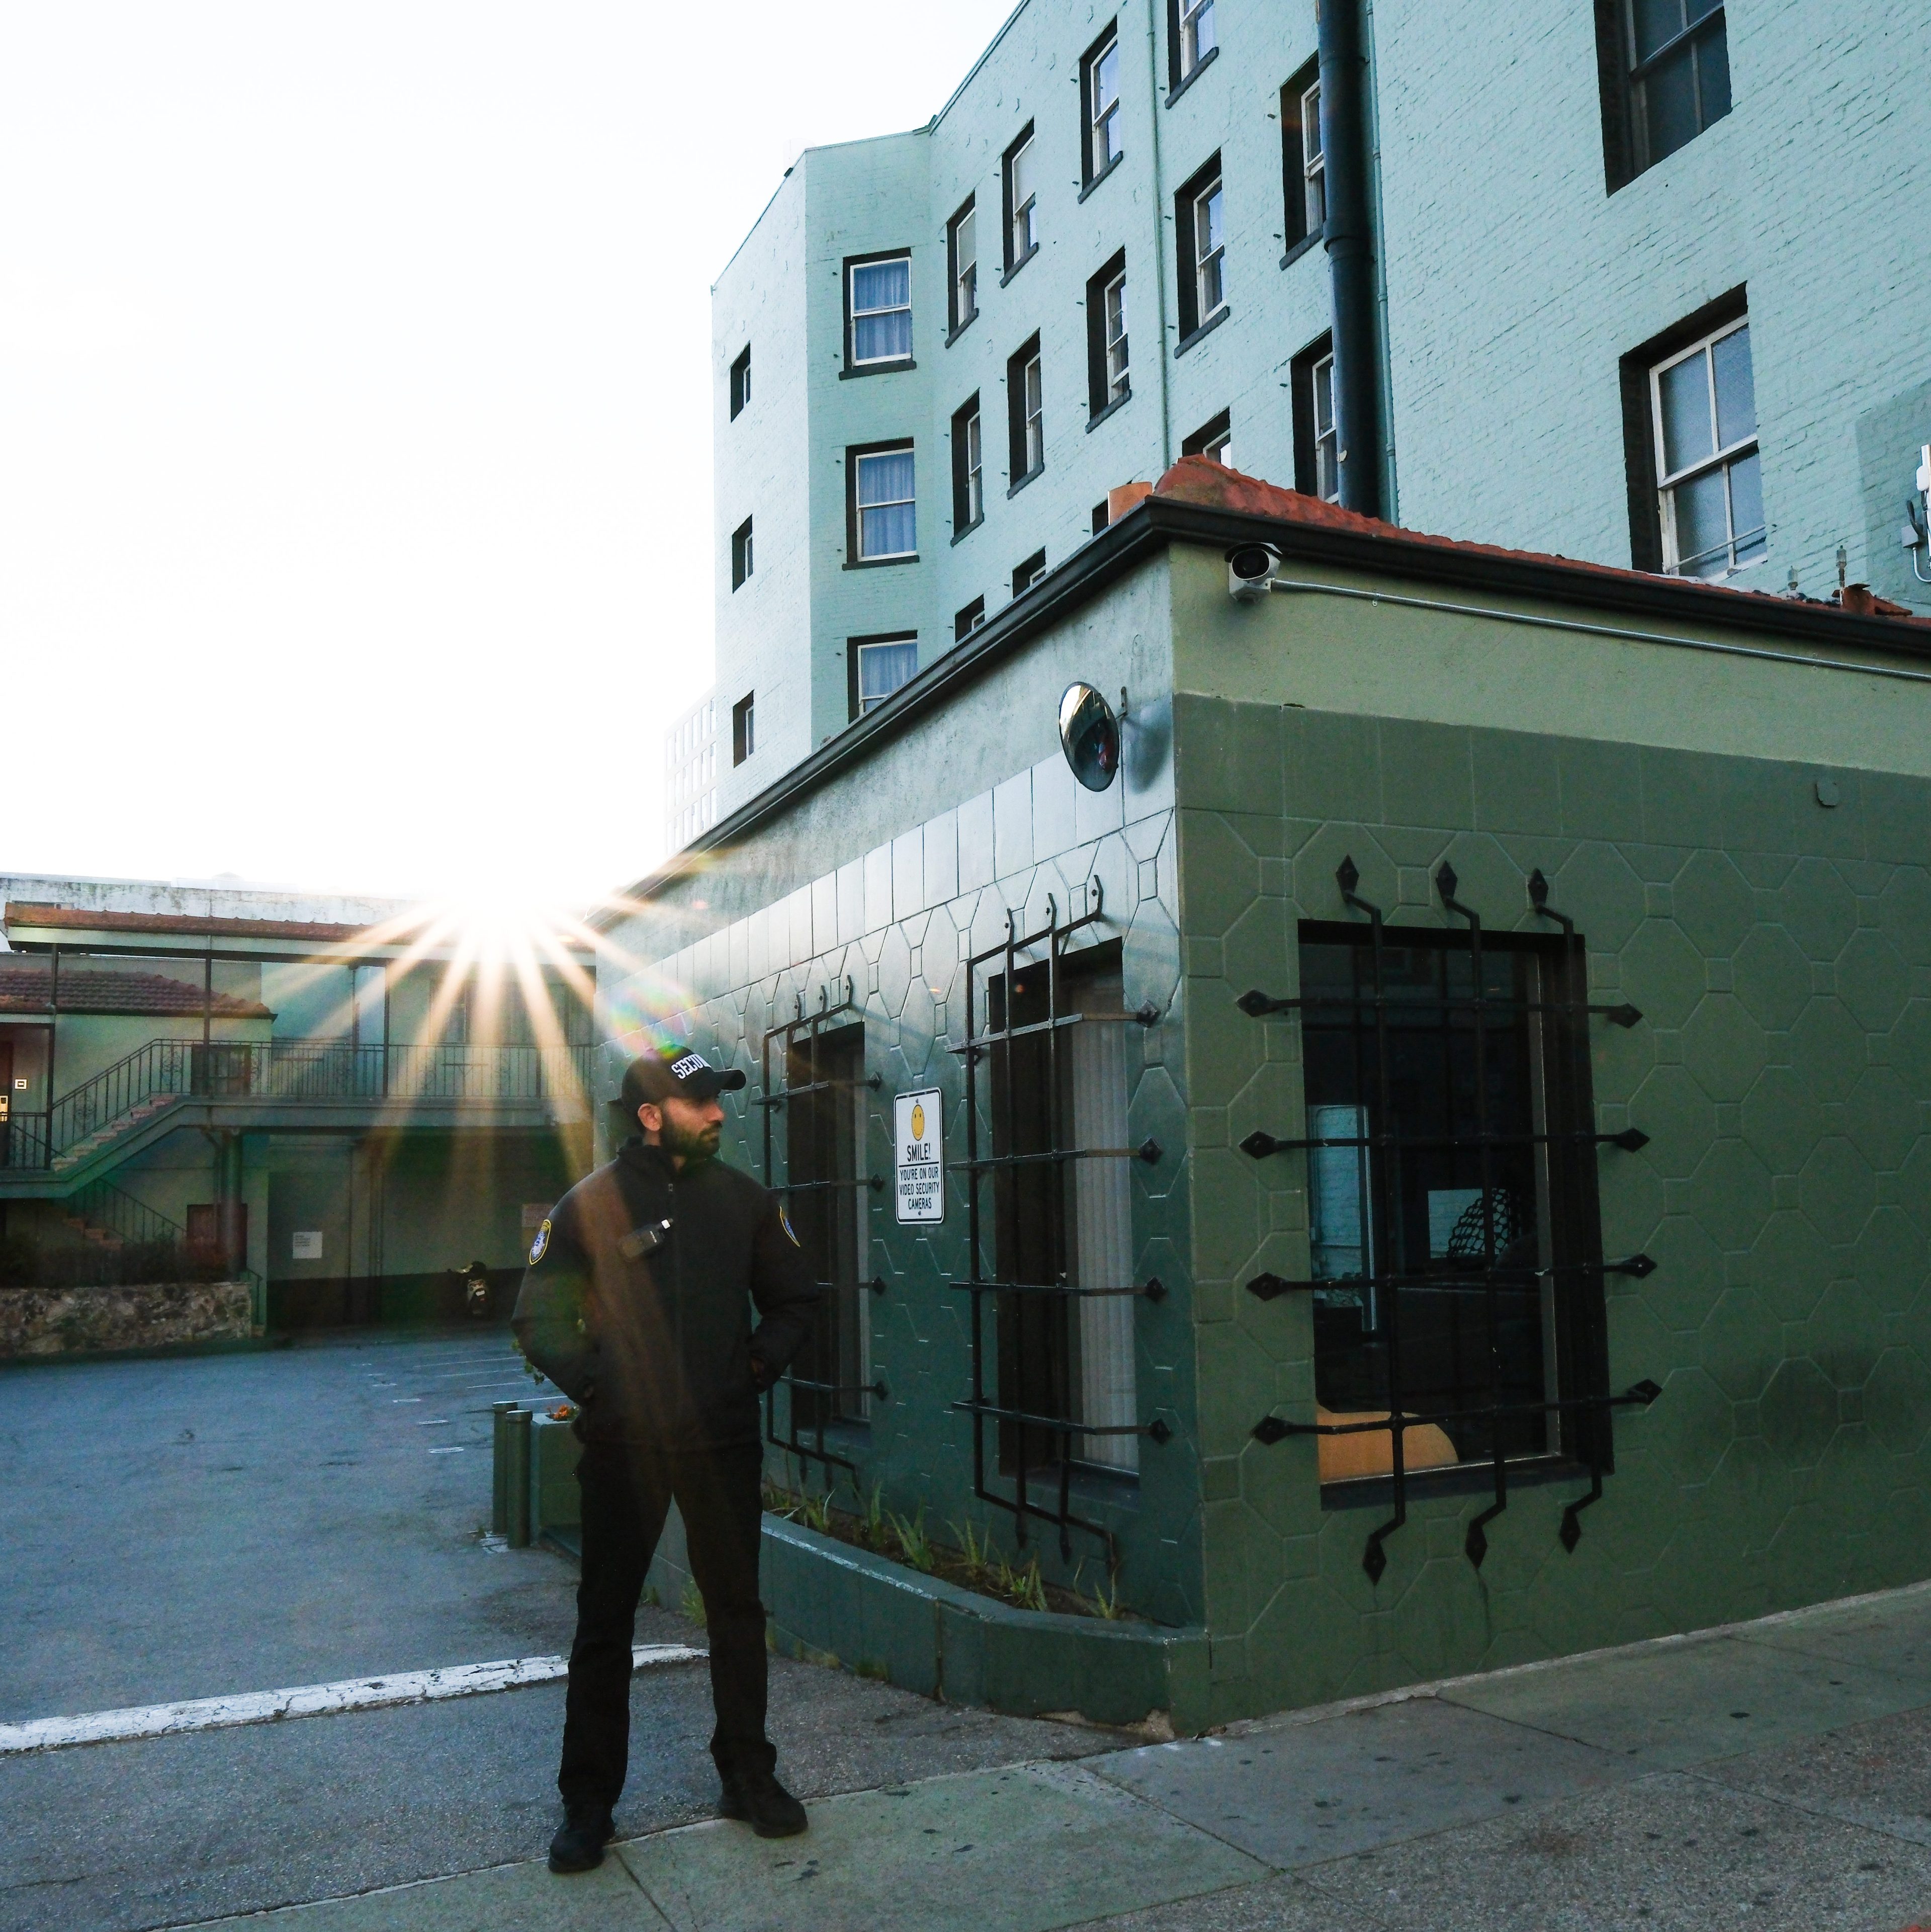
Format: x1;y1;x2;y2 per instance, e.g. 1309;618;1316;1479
758;982;887;1482
952;881;1169;1563
1241;856;1660;1581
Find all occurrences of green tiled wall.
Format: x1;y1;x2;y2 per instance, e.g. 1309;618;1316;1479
1176;691;1931;1722
602;753;1204;1627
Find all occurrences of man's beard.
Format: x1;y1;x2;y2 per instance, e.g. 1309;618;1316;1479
661;1117;721;1164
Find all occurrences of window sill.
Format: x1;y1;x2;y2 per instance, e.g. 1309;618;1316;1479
841;358;916;381
843;553;919;570
1007;466;1044;499
950;515;984;547
1320;1454;1589;1512
1280;228;1324;271
1001;244;1039;288
1086;389;1132;433
945;313;979;349
1165;45;1219;108
1078;154;1124;204
1174;307;1229;358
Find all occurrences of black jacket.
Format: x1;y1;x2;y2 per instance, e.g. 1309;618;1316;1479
511;1140;817;1448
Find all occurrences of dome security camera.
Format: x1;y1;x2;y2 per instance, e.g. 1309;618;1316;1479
1226;542;1281;603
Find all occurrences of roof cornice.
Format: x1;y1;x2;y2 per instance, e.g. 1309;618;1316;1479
594;480;1931;927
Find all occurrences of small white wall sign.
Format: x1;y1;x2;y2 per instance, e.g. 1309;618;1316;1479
893;1087;944;1225
292;1230;324;1261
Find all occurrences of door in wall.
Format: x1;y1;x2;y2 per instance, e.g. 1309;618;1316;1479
0;1036;12;1164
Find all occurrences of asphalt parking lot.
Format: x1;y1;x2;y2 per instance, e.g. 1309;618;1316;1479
0;1333;1107;1932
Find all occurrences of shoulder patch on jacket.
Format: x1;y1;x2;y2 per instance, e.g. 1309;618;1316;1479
529;1218;552;1266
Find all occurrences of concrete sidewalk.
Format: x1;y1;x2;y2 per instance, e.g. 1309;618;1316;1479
179;1581;1931;1932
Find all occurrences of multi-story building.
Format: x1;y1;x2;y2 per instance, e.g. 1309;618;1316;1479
0;874;595;1330
664;694;721;853
706;0;1931;822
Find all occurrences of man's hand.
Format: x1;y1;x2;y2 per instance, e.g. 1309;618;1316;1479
749;1354;769;1391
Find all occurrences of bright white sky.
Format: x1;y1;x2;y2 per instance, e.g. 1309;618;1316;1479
0;3;1016;912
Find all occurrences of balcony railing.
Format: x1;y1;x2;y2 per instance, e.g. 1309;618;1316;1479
0;1039;594;1174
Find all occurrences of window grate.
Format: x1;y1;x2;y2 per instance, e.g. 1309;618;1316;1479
758;982;887;1481
1241;857;1661;1581
951;882;1168;1564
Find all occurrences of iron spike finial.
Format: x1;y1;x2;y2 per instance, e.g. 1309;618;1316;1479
1527;868;1549;909
1336;855;1360;898
1435;860;1459;902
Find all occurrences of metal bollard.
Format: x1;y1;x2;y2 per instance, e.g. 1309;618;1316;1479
505;1406;533;1548
491;1401;518;1536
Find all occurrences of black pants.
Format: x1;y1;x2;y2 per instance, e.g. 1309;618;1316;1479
558;1438;771;1811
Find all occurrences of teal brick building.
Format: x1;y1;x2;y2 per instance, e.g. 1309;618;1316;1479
700;0;1931;832
597;460;1931;1727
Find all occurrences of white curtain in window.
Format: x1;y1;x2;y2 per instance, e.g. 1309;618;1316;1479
1071;1003;1137;1471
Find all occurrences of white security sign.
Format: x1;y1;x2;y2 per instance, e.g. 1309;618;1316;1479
893;1087;945;1225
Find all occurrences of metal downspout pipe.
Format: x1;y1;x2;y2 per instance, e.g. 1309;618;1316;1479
1319;0;1383;519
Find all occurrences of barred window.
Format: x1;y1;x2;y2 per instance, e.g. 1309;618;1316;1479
1241;859;1657;1579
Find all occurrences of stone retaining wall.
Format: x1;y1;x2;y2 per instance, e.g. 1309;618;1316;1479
0;1282;256;1358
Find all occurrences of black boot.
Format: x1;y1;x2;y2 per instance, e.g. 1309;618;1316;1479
548;1805;615;1873
718;1766;809;1838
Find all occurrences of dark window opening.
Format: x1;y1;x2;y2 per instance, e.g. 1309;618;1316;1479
1596;0;1730;191
954;596;986;641
1007;334;1044;485
1003;124;1039;275
1081;25;1124;186
947;197;979;335
1167;0;1217;91
1618;286;1748;573
1086;250;1129;419
774;1022;869;1433
1290;331;1338;500
961;919;1145;1561
1012;548;1046;599
951;394;983;535
731;692;754;766
1090;501;1110;536
1281;59;1323;251
1173;153;1224;343
730;516;753;591
1182;408;1232;468
729;345;751;419
1294;915;1611;1492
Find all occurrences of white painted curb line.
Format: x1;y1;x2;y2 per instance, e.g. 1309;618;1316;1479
0;1644;706;1756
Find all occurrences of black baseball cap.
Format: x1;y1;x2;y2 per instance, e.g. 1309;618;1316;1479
621;1049;747;1112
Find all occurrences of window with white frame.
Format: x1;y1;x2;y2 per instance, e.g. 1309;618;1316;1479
1176;0;1216;82
1004;128;1038;272
851;445;917;560
1086;253;1129;420
848;256;912;367
1313;353;1338;501
948;199;978;334
1301;81;1326;233
1192;174;1225;325
1104;272;1128;404
852;634;919;717
952;394;983;534
1008;337;1044;482
1084;28;1123;184
1183;408;1232;469
1651;318;1764;579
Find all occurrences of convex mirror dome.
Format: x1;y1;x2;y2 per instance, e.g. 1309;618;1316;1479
1059;682;1120;792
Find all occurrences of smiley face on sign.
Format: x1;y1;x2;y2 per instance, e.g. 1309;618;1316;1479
910;1101;926;1141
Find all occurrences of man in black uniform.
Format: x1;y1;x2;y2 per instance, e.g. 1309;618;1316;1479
512;1049;818;1873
